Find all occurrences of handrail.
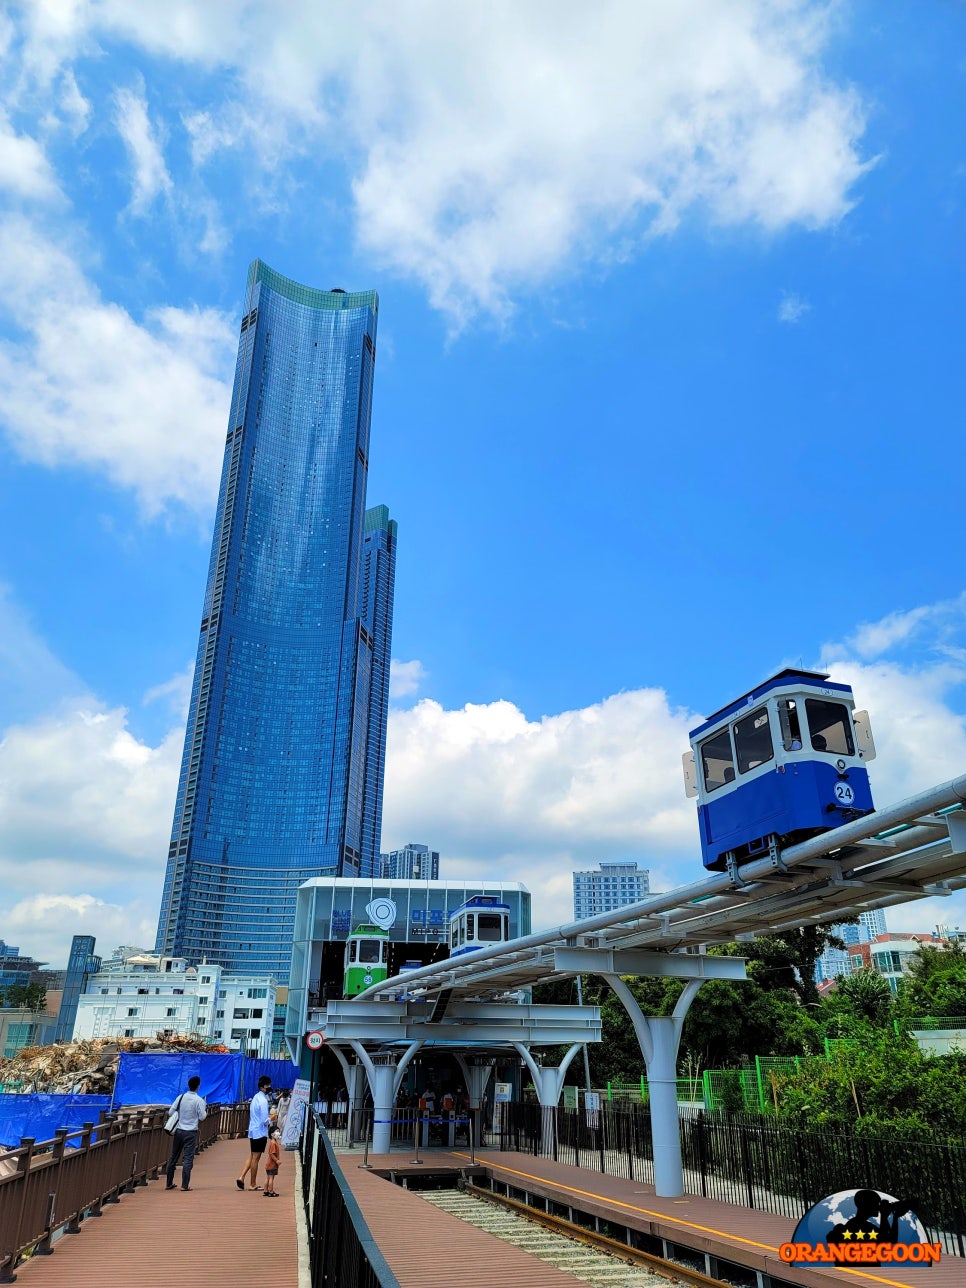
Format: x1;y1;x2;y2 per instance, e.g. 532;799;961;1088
303;1110;400;1287
0;1103;247;1281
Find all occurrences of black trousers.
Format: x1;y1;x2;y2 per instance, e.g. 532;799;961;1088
166;1129;198;1189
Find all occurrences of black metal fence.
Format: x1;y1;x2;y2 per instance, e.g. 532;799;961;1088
301;1110;400;1288
498;1102;966;1257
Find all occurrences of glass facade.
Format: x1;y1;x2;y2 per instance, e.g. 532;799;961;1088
54;934;100;1042
156;261;395;981
286;878;531;1051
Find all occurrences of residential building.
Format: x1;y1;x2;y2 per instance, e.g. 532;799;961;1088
155;262;394;981
847;933;941;993
54;934;101;1043
73;947;277;1057
572;862;650;921
814;909;890;983
381;843;440;880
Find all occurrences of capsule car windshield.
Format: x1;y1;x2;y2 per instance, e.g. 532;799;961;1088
805;699;854;756
734;706;774;774
476;914;504;941
358;940;381;963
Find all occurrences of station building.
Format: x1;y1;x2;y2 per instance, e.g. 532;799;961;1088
286;877;530;1051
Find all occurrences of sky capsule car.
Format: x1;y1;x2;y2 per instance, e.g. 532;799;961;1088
448;895;511;958
343;924;390;996
683;669;876;873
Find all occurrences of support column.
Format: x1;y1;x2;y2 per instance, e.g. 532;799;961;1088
329;1045;366;1143
513;1043;582;1158
603;974;702;1198
348;1042;399;1156
456;1056;494;1147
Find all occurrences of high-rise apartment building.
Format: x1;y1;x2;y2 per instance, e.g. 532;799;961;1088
54;934;101;1042
381;843;441;880
572;862;650;920
156;261;395;980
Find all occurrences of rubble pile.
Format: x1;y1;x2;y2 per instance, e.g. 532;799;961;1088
0;1034;228;1095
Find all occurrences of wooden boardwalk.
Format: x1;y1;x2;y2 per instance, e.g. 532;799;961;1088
14;1138;298;1287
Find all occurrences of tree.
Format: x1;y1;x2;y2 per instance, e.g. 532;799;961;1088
735;923;855;1007
0;982;47;1011
898;942;966;1018
831;968;892;1025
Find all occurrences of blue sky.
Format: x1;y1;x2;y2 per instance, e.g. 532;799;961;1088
0;1;964;965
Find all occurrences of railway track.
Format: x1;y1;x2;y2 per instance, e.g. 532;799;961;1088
418;1183;735;1288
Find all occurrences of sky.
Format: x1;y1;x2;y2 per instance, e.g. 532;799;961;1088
0;1;965;967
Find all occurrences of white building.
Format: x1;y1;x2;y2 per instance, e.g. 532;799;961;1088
72;948;276;1057
572;862;650;920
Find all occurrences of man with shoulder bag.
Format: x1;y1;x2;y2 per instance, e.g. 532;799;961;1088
165;1075;207;1191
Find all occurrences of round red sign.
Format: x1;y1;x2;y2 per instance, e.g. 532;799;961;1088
305;1030;325;1050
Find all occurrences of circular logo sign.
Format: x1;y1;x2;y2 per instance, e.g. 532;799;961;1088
365;896;397;930
363;974;373;985
305;1030;325;1050
833;782;855;806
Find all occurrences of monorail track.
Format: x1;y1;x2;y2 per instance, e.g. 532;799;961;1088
418;1182;740;1288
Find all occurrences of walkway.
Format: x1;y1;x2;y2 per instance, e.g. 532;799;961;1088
15;1138;298;1287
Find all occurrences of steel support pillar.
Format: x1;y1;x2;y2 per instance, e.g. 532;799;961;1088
602;974;702;1198
348;1042;399;1156
329;1045;366;1144
456;1056;494;1149
513;1042;582;1157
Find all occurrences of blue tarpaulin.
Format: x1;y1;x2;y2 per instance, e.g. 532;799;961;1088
112;1051;243;1108
0;1094;111;1148
241;1057;299;1100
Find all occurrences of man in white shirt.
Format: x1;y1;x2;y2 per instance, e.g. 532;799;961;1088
237;1075;272;1191
166;1075;207;1191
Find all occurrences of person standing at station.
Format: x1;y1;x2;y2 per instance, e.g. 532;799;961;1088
264;1129;282;1196
237;1075;272;1191
165;1074;207;1191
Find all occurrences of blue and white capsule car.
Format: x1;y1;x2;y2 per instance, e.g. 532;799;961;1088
683;669;876;872
448;896;511;958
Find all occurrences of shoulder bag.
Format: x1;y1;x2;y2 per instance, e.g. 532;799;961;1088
165;1093;184;1134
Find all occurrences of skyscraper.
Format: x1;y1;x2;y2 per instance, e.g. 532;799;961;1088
156;261;395;979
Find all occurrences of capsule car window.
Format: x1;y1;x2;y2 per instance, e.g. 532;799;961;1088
477;914;504;941
359;940;380;964
701;728;735;793
734;707;775;774
805;699;854;756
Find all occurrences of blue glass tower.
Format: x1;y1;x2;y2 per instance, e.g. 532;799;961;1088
156;261;396;980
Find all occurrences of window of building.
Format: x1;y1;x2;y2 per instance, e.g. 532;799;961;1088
247;987;267;998
199;996;208;1005
127;1007;139;1016
100;988;108;995
124;1029;135;1038
166;1008;176;1017
216;1010;224;1019
201;975;211;984
252;1008;263;1018
734;707;774;774
233;1008;250;1020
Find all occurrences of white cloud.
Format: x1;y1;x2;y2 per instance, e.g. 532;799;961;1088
0;583;86;723
389;658;426;700
0;215;235;513
113;78;171;213
839;594;966;662
143;661;194;721
383;687;697;925
0;107;60;199
778;291;811;323
11;1;872;324
3;894;157;966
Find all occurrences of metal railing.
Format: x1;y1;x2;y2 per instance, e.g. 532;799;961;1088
0;1104;246;1281
301;1110;400;1288
311;1101;480;1156
499;1101;966;1257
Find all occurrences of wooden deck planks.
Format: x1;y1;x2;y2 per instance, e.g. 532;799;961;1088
13;1138;298;1287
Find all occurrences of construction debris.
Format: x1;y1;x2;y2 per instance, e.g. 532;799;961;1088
0;1034;228;1096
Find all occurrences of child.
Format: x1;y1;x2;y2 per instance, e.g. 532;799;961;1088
264;1129;281;1196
